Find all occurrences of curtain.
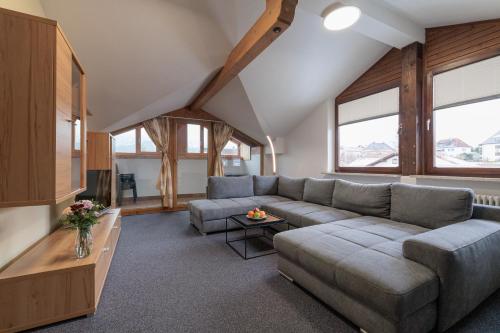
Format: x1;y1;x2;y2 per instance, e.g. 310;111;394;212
143;118;173;208
96;170;111;207
212;122;233;176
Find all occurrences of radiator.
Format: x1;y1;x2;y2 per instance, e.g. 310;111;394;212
475;194;500;207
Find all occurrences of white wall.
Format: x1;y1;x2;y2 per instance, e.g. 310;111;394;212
117;158;209;197
0;0;62;269
178;159;208;194
277;100;332;178
0;0;45;16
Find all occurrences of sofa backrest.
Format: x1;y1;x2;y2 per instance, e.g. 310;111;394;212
331;179;392;218
278;176;306;201
303;178;336;206
391;183;474;229
253;176;278;195
207;176;254;199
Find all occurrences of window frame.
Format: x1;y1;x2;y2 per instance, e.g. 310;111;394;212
177;120;209;160
221;138;241;160
423;53;500;178
334;85;402;175
114;126;160;159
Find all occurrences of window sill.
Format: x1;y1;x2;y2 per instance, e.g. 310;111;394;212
322;172;401;178
409;175;500;183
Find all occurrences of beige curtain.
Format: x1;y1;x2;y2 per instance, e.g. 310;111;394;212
212;122;233;176
143;118;173;208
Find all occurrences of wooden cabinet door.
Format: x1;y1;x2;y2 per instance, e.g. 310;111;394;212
0;13;56;206
87;132;111;170
55;30;73;199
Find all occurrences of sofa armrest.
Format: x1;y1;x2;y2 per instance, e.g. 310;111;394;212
402;219;500;332
472;204;500;222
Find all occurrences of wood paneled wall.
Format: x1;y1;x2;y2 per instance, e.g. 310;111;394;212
336;48;402;104
425;19;500;73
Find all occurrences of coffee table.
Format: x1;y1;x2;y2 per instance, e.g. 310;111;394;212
225;213;288;260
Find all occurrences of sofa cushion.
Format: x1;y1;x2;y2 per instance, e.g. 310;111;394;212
247;195;291;206
278;176;306;201
336;248;438;321
189;198;255;221
207;176;253;199
391;183;474;229
300;209;360;227
253;176;279;195
332;180;391;218
262;201;326;227
303;178;335;206
274;217;438;321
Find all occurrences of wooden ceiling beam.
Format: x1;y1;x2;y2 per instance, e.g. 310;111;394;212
189;0;298;111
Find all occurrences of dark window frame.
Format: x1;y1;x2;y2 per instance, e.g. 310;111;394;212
334;84;402;175
423;52;500;178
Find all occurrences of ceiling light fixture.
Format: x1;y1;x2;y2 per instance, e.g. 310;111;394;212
322;3;361;31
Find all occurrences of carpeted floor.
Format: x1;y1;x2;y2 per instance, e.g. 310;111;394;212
31;211;500;333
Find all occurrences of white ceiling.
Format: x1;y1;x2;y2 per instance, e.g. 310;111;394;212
39;0;500;138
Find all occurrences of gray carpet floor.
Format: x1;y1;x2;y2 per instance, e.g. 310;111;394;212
31;211;500;333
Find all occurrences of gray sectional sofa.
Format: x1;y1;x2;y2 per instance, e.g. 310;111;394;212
188;175;500;333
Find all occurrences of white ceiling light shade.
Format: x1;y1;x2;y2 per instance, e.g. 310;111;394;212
322;3;361;31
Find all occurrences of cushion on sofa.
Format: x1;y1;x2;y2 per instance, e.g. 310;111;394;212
332;180;391;218
303;178;335;206
262;201;325;227
189;198;256;221
391;183;474;229
278;176;306;201
207;176;254;199
274;217;438;321
253;175;279;195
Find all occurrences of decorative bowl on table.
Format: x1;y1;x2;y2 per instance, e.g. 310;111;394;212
246;208;267;220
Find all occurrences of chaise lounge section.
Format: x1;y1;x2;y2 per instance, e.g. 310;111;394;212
188;175;500;332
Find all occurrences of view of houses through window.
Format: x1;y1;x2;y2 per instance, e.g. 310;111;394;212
338;115;399;167
434;97;500;168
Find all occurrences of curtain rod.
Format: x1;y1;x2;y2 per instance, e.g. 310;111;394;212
160;115;224;123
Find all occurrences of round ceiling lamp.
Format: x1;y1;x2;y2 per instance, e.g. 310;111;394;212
322;3;361;31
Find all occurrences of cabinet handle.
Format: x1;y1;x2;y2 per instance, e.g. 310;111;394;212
102;247;110;252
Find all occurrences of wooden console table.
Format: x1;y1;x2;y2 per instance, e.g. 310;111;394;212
0;209;121;333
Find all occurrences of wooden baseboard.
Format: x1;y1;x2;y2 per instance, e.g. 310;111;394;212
120;206;187;216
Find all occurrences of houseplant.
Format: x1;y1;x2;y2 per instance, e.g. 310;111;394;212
60;200;103;258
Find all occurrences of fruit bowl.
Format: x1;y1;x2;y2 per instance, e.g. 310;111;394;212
246;208;267;220
246;214;267;221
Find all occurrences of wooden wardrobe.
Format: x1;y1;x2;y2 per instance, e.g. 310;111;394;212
0;8;87;207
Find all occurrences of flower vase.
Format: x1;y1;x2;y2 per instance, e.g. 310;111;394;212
75;227;93;259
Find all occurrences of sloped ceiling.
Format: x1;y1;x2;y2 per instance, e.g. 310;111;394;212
39;0;500;139
40;0;232;131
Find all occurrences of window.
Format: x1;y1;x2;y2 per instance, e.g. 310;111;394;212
177;121;209;159
203;127;208;153
140;128;156;152
222;140;240;157
115;129;136;153
339;115;399;167
336;88;400;172
73;118;81;151
433;98;500;168
114;126;159;156
187;124;201;153
428;55;500;175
